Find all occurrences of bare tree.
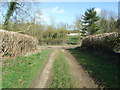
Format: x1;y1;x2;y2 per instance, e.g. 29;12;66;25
2;1;32;30
109;17;116;32
57;22;68;30
98;10;108;33
99;10;117;33
108;11;117;32
3;1;18;30
74;16;82;31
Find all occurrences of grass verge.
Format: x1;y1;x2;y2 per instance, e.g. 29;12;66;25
2;50;52;88
49;50;76;88
69;47;119;88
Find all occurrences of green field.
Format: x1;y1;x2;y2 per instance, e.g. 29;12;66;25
49;50;76;88
69;48;119;88
67;35;81;45
2;50;52;88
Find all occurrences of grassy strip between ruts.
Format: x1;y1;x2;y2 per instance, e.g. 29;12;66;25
49;50;77;88
69;47;119;88
2;50;52;88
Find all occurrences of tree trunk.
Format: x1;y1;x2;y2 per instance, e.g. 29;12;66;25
4;2;17;30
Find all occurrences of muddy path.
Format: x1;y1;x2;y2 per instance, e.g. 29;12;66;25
37;45;80;50
31;46;98;88
30;49;58;88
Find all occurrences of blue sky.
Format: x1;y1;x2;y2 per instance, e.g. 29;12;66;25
32;2;118;25
1;2;119;26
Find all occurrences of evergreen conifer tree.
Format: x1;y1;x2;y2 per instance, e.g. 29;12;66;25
82;8;100;35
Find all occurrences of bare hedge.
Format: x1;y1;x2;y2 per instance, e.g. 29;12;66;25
0;30;39;59
81;32;120;52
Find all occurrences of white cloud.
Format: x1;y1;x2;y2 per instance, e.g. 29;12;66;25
40;15;51;23
34;6;65;25
95;8;101;15
51;6;65;14
34;12;51;24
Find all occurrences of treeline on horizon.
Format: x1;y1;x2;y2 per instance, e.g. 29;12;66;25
0;2;120;45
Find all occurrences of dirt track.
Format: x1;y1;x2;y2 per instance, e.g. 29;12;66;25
30;49;58;88
64;49;97;88
31;45;98;88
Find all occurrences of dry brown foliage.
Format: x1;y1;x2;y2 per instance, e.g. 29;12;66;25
81;32;120;52
0;29;39;59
